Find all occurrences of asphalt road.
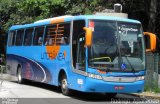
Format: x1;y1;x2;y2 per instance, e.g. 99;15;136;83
0;79;159;104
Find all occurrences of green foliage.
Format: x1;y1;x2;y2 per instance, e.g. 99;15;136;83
0;0;159;34
0;0;160;45
0;0;131;31
153;87;160;93
145;78;160;93
145;85;160;93
0;0;68;31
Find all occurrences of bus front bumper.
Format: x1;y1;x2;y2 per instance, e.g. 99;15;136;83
81;77;144;93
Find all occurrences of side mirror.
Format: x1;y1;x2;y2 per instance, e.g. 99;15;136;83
83;27;92;47
144;32;156;52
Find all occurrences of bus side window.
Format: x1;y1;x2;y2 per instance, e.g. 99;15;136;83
33;27;44;46
24;28;34;46
44;23;70;46
60;23;70;45
8;31;16;46
44;25;56;45
15;29;24;46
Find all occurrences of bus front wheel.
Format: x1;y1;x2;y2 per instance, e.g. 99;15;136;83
61;74;71;96
17;67;24;84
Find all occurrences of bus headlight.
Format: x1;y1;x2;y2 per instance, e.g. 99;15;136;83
136;76;145;81
88;73;102;80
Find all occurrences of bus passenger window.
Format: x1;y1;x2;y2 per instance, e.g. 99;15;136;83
44;30;55;45
44;23;70;46
61;36;68;44
24;28;34;46
15;29;24;46
38;37;42;45
8;31;16;46
61;23;70;45
33;27;44;46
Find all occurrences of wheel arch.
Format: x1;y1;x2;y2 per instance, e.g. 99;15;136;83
16;64;22;75
58;69;67;86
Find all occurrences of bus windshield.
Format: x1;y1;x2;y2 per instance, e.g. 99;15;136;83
88;20;145;72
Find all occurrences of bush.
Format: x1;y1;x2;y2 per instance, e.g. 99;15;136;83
144;84;160;93
0;65;6;73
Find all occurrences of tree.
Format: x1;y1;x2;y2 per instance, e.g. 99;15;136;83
0;0;69;31
148;0;157;33
156;1;160;35
0;0;20;30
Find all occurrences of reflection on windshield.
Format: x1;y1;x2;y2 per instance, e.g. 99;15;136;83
119;23;143;59
89;21;118;62
88;20;145;72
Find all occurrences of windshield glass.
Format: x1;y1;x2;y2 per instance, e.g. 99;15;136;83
88;20;145;72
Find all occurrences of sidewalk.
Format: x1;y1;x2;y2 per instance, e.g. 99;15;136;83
134;92;160;100
0;74;17;82
0;74;69;98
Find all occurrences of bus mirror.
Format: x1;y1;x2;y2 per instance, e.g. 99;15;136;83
83;27;92;47
144;32;156;52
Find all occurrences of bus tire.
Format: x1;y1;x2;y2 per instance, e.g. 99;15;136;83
17;67;25;84
60;74;71;96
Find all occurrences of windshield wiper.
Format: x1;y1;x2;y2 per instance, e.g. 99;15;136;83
117;34;135;73
124;56;136;73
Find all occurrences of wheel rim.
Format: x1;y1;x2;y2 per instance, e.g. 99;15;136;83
61;78;67;93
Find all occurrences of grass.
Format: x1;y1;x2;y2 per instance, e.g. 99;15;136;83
145;84;160;93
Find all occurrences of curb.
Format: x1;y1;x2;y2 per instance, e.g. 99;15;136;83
133;92;160;100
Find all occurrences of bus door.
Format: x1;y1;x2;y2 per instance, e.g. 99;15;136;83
76;33;85;70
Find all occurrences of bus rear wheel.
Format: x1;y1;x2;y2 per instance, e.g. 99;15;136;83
60;74;71;96
17;67;24;84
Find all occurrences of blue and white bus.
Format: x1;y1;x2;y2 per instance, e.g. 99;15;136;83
6;15;145;96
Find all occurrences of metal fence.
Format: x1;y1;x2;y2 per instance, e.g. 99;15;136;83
145;53;160;91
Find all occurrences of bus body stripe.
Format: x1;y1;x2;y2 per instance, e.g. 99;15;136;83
50;18;64;24
10;54;47;82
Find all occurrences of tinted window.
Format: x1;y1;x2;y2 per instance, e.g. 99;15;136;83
24;28;34;46
8;31;16;46
15;29;24;46
44;23;70;45
72;20;85;69
33;27;44;46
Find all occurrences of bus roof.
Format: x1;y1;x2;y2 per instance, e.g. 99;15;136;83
9;15;141;30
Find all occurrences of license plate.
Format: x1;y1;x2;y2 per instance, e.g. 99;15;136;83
114;86;124;90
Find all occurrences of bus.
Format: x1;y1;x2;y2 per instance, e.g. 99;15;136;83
6;15;146;96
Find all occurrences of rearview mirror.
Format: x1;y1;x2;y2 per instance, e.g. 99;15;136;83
144;32;156;52
83;27;92;47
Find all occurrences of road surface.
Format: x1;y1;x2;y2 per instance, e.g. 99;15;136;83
0;75;159;104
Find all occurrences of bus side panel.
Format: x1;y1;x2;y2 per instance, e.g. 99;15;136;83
67;72;87;91
7;54;52;83
45;46;72;86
